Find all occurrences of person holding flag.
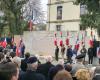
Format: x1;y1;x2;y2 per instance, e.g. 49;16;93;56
54;32;59;61
88;45;94;64
61;44;65;59
55;45;59;61
54;32;57;46
21;43;25;58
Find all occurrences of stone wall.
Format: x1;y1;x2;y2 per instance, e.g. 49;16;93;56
21;31;90;56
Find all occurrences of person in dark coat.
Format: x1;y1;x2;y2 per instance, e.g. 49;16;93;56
13;43;16;52
48;64;64;80
37;56;54;79
66;45;73;63
88;46;94;64
21;52;30;72
55;45;59;61
73;48;77;56
64;64;72;72
80;45;87;62
9;52;16;58
19;56;45;80
0;46;3;52
0;52;4;63
61;44;65;59
21;43;25;58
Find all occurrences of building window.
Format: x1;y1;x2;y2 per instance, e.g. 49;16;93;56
80;5;87;15
56;25;61;31
57;6;62;20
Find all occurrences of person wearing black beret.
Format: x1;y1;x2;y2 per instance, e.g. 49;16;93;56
71;54;86;76
75;54;85;59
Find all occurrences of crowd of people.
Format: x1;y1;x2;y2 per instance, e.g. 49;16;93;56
0;36;100;80
55;44;96;65
0;38;25;58
0;44;100;80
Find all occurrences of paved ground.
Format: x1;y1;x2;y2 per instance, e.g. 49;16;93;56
37;54;100;67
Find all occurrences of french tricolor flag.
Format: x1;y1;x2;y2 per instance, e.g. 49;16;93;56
29;20;33;31
89;30;93;47
54;32;57;46
16;46;20;57
89;37;93;47
54;38;57;46
3;38;7;48
66;31;69;46
75;34;80;50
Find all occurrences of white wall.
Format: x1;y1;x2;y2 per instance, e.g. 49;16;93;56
23;31;90;56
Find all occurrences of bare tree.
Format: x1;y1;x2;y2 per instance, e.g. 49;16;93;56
22;0;46;24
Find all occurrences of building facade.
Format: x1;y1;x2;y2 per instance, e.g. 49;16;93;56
47;0;80;31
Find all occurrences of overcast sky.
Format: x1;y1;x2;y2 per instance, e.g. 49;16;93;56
41;0;48;11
